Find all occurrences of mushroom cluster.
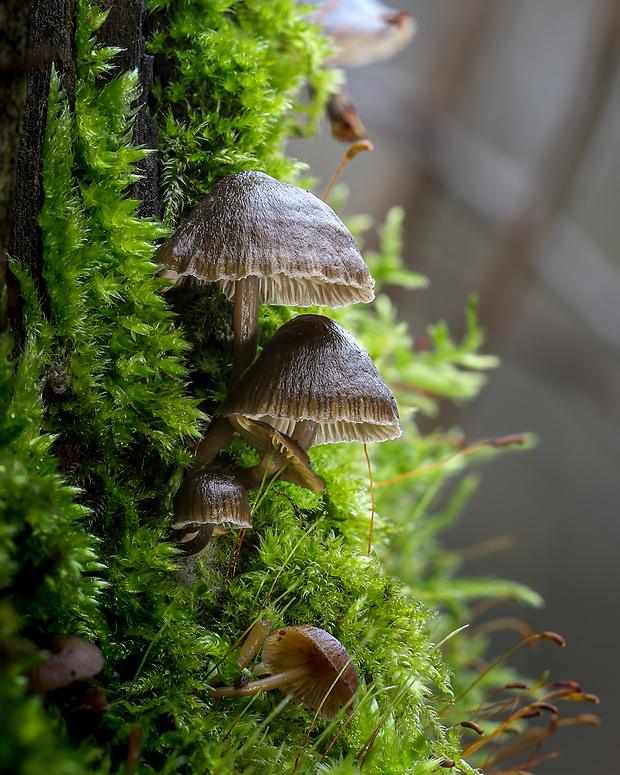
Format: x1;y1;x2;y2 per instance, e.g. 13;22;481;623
154;170;401;720
156;170;400;562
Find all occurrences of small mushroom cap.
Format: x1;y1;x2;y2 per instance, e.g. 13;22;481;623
317;0;416;68
155;170;374;307
172;471;252;531
262;625;358;721
26;634;104;693
229;415;324;493
220;314;402;444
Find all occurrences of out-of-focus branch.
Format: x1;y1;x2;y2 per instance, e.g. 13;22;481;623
474;0;620;351
406;0;496;238
420;113;620;354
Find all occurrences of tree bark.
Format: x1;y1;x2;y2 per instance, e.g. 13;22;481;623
97;0;159;218
6;0;161;347
0;0;36;332
7;0;77;347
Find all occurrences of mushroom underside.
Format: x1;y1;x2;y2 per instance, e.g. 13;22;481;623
242;414;402;445
159;272;374;307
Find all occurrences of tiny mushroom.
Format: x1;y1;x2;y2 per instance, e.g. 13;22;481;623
171;470;252;556
213;314;402;452
226;414;324;493
26;634;104;694
211;625;358;721
155;170;375;385
306;1;415;140
317;0;415;69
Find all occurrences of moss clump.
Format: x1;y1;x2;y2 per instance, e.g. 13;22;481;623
148;0;339;225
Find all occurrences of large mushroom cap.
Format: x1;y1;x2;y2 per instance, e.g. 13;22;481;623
172;470;252;532
219;314;402;444
262;625;358;721
155;170;374;307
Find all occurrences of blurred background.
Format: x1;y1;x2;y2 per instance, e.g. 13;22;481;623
289;0;620;772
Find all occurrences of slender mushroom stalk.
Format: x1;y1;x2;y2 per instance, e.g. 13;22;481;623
189;416;235;472
231;275;261;385
289;419;319;453
211;664;312;699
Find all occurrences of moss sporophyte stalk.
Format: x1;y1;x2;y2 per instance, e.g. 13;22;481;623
1;1;598;774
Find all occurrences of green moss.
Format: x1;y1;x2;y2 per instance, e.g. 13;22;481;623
148;0;339;225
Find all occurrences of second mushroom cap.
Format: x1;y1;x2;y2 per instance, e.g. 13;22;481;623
219;314;402;445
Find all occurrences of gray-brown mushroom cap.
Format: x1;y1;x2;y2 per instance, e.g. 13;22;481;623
219;314;402;444
172;470;252;532
155;170;374;307
261;625;358;721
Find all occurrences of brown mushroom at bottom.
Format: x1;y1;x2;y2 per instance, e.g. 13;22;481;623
26;634;104;694
211;625;358;721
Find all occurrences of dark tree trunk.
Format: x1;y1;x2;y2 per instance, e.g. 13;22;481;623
5;0;161;347
7;0;77;347
0;0;36;333
97;0;159;218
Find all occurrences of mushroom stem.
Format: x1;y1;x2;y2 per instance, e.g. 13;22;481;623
190;416;235;472
291;420;318;452
171;523;216;556
225;453;289;491
224;464;270;491
237;619;274;670
231;275;260;385
211;664;311;700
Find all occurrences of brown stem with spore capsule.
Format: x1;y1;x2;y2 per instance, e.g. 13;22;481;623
322;141;373;203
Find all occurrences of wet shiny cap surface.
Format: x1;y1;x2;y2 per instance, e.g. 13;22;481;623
155;170;374;307
220;314;402;444
262;625;358;721
172;470;252;530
